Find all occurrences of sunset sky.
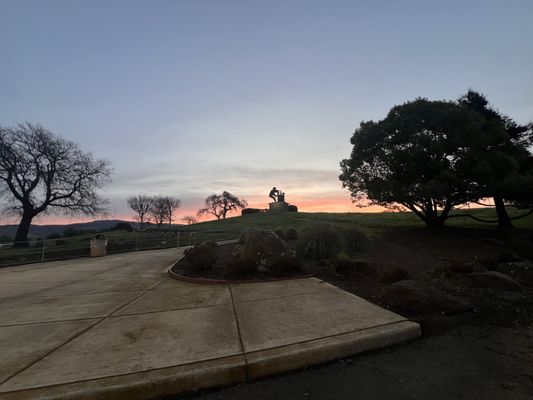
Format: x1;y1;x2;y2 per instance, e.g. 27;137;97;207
1;1;533;224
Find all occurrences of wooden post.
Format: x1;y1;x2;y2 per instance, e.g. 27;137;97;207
41;239;47;263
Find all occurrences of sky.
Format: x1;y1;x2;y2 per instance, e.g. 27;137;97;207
1;0;532;224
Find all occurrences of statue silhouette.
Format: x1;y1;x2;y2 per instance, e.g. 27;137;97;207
269;187;278;202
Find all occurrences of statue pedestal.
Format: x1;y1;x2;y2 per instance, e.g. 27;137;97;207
269;202;289;212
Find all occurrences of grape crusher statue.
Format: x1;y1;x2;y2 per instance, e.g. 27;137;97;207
268;187;294;212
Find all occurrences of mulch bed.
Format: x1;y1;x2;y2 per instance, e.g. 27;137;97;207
171;227;533;330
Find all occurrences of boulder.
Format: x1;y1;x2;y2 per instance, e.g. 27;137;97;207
467;271;523;292
383;280;472;315
497;261;533;287
183;241;218;271
241;230;296;269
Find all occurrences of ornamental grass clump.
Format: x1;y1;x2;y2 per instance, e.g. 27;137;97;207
297;223;341;260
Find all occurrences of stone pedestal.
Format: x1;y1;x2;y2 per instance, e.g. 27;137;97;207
269;202;289;212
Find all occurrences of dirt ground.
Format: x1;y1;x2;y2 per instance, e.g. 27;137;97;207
169;227;533;400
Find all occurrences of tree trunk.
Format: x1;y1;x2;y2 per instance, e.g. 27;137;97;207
423;212;447;228
13;212;34;247
494;196;513;228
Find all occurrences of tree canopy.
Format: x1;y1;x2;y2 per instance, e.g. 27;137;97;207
339;98;508;226
0;123;111;243
197;191;247;220
127;195;153;231
457;90;533;226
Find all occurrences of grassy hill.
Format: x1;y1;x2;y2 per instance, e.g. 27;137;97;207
184;207;533;237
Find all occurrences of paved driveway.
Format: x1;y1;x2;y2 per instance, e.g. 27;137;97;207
0;249;419;400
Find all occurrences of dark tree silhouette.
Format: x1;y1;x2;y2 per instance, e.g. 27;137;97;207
458;90;533;227
127;195;153;231
197;191;247;220
339;99;504;227
148;195;170;228
181;215;197;225
0;123;111;244
162;196;181;227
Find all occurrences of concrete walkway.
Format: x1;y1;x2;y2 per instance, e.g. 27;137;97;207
0;249;420;400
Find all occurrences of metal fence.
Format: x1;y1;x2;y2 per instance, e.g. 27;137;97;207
0;230;241;267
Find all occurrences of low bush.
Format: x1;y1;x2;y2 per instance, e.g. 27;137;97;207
288;205;298;212
339;226;367;254
297;223;341;260
285;227;298;240
334;251;376;276
242;208;262;215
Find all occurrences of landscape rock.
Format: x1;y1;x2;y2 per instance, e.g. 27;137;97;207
240;230;296;269
183;240;218;271
383;280;472;315
497;261;533;287
467;271;523;292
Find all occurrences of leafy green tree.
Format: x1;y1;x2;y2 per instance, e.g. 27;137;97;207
197;191;247;220
458;90;533;227
339;98;505;227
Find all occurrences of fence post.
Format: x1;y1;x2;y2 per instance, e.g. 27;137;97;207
227;231;230;241
190;232;194;246
176;231;180;248
41;239;47;263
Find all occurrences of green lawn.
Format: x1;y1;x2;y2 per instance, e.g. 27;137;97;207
183;207;533;237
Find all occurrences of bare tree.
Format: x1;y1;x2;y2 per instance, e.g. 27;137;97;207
162;196;182;227
127;195;153;231
148;195;168;228
0;123;111;245
181;215;197;225
197;191;247;220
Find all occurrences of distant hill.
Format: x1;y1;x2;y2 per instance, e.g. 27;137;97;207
0;220;139;239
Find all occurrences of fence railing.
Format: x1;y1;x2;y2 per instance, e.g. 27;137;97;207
0;230;241;268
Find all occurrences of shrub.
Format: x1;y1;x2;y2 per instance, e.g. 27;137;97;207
334;251;376;276
339;226;367;254
242;208;262;215
183;241;218;271
334;251;353;274
381;266;411;284
274;228;286;240
288;205;298;212
297;223;341;260
285;227;298;240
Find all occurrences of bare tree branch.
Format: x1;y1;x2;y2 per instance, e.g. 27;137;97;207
0;123;112;244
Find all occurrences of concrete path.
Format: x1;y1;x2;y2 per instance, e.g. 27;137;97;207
0;249;420;400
